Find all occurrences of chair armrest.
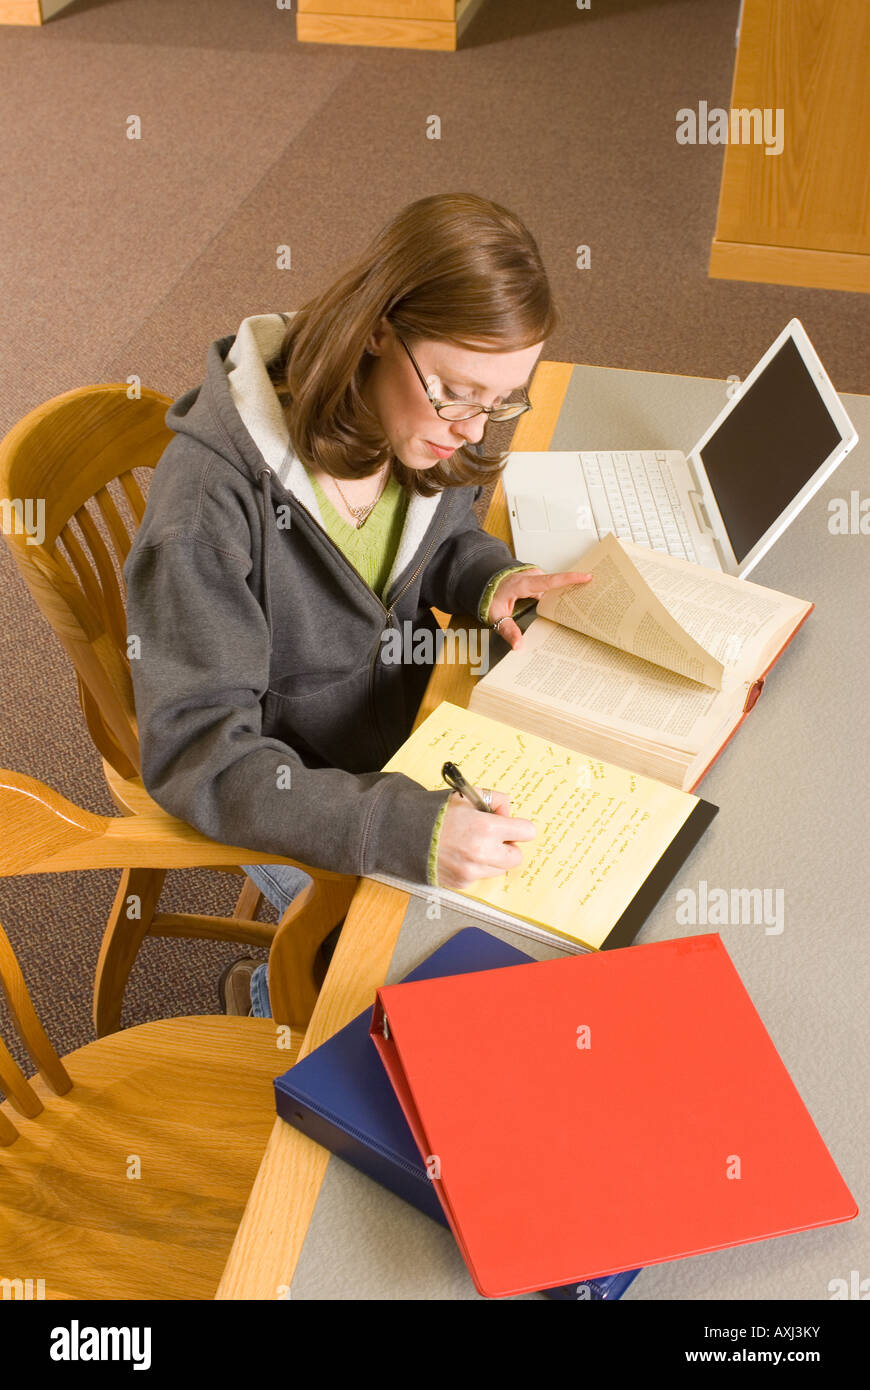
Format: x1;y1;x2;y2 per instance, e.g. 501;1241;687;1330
0;768;351;883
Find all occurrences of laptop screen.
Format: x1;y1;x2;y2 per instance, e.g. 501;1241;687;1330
699;335;844;563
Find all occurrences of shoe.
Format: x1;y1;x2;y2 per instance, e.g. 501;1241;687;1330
319;919;345;967
218;957;259;1016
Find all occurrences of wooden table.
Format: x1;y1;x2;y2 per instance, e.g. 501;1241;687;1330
214;361;571;1299
215;361;870;1301
213;362;870;1301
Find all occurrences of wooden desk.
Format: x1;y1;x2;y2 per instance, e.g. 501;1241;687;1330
215;361;571;1299
216;363;870;1300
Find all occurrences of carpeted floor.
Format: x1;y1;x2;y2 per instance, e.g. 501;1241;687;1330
1;0;867;1074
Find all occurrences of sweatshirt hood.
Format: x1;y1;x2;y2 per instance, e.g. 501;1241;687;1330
164;311;442;599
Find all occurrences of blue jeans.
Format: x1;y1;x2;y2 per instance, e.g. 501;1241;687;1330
240;863;313;1018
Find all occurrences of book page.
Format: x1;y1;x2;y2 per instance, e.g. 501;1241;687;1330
382;702;697;948
620;540;810;676
476;618;733;754
536;533;727;689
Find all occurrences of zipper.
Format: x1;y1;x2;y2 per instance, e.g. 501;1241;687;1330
264;465;448;618
284;486;392;620
371;513;448;759
383;515;447;611
367;619;395;760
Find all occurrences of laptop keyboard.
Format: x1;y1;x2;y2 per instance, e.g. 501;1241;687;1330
580;451;697;562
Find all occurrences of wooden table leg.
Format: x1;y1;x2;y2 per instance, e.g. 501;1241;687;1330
214;878;410;1300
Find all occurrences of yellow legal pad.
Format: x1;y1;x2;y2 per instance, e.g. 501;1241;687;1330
383;702;704;949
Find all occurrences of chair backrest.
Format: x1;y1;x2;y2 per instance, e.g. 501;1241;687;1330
0;384;174;781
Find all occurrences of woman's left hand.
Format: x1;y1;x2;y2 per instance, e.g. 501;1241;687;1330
487;566;593;650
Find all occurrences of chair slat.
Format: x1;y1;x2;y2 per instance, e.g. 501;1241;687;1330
77;676;139;783
0;1108;18;1146
94;485;134;567
119;470;147;525
72;506;127;649
57;522;104;616
0;922;72;1097
50;542;81;591
0;1036;42;1119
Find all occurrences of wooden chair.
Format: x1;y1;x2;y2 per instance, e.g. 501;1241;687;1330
0;767;336;1299
0;385;356;1034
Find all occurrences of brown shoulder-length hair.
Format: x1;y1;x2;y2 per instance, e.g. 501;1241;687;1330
266;192;557;497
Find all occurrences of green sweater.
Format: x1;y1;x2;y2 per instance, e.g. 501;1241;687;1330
310;471;529;885
309;472;407;598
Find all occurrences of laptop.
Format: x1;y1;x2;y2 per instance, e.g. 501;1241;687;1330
505;318;858;576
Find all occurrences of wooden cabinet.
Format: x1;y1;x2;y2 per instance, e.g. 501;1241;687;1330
0;0;485;40
710;0;870;293
297;0;487;51
0;0;74;22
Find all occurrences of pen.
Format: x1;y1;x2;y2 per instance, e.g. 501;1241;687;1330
441;761;493;814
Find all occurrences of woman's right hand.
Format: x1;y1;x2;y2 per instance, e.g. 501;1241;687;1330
435;789;536;890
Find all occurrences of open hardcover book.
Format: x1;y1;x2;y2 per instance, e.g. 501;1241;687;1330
469;533;813;791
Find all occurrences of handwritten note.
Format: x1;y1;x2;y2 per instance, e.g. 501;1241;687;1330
383;703;697;948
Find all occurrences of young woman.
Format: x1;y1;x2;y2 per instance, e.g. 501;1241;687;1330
124;192;591;1015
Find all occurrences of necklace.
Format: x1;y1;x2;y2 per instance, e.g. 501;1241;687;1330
331;468;389;528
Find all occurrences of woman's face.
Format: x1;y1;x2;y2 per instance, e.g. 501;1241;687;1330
362;318;544;472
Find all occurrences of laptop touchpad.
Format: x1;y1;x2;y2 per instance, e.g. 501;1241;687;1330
513;494;548;530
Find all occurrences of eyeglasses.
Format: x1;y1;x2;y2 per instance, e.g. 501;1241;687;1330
397;335;533;422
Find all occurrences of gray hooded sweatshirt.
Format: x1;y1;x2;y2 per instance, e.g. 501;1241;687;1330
123;313;520;884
